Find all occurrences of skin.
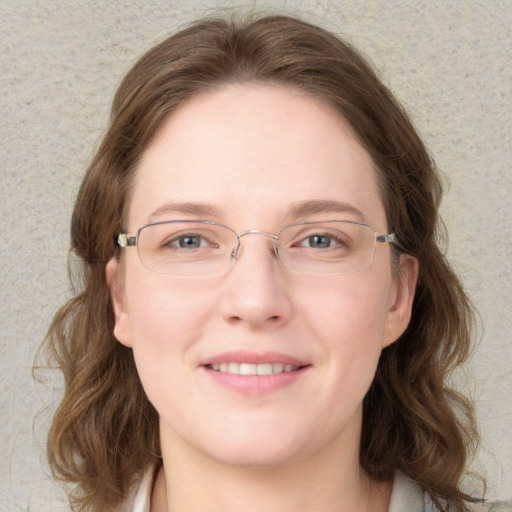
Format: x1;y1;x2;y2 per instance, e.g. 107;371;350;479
107;84;418;512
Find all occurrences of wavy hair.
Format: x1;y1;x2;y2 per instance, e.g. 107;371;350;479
37;14;479;512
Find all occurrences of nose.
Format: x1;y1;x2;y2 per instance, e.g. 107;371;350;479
218;233;293;329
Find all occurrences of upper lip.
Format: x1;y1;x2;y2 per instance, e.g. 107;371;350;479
200;350;309;367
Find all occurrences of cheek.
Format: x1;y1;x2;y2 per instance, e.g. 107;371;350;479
301;274;392;344
126;276;214;338
124;276;218;385
299;275;392;394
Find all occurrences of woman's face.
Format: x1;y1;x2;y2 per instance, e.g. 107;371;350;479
108;84;417;468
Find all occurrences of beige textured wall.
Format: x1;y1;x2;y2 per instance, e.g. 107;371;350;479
1;1;510;509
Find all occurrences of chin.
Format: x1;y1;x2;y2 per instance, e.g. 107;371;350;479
205;438;306;469
188;419;314;469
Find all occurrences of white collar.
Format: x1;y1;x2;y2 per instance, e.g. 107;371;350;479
127;465;427;512
389;472;427;512
129;464;155;512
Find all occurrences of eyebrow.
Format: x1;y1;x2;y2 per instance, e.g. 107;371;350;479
286;200;366;222
145;202;223;224
144;199;366;225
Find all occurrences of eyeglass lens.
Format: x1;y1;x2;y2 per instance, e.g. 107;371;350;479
135;221;379;277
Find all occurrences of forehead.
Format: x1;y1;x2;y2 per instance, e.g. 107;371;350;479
129;84;386;230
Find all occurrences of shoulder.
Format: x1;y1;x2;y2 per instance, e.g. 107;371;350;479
425;492;512;512
426;493;512;512
392;472;512;512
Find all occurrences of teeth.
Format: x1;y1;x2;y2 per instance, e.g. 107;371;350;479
240;363;256;375
273;363;284;373
208;362;299;375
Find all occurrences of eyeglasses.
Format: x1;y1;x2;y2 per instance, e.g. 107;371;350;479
117;220;396;277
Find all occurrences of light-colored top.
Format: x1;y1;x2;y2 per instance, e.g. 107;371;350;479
118;465;155;512
119;465;510;512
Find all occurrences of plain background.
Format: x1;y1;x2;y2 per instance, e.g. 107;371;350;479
1;1;511;510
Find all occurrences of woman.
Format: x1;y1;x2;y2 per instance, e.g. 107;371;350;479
41;14;496;512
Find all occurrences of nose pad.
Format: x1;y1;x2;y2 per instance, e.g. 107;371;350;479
230;232;280;265
231;240;242;260
273;244;282;263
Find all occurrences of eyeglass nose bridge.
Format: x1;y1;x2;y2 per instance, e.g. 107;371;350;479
231;229;280;260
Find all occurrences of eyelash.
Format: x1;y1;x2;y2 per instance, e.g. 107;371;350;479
295;232;349;249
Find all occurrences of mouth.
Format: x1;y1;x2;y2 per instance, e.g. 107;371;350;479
206;362;301;375
201;352;310;394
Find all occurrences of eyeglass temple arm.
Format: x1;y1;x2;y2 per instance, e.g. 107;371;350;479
117;233;137;248
376;233;397;243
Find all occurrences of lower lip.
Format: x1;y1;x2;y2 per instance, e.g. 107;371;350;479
202;366;309;395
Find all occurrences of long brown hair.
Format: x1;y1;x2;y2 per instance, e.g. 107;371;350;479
38;14;480;512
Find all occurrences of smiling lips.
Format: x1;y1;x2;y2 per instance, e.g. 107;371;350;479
207;362;299;375
202;352;309;394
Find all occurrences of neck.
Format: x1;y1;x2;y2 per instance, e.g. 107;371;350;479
151;422;392;512
152;462;391;512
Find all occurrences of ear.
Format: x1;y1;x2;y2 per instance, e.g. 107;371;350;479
106;258;133;348
382;254;419;348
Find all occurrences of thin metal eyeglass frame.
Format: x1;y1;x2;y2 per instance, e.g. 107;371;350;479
117;219;397;276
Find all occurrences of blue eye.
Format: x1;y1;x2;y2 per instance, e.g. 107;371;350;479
307;234;332;248
299;233;346;249
177;235;202;248
165;233;209;249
